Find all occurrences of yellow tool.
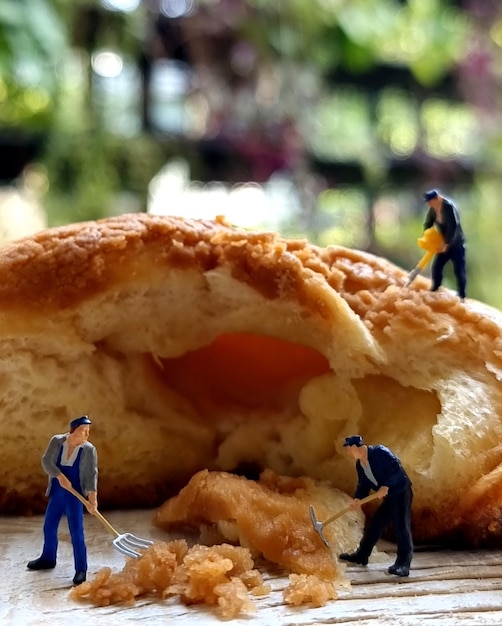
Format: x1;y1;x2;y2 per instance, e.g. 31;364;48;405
406;227;444;286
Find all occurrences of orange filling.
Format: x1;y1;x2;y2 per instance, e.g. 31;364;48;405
154;333;330;414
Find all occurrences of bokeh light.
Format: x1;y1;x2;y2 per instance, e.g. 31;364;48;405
91;51;124;78
101;0;141;12
160;0;197;18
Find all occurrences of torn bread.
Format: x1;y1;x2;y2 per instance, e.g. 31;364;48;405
154;468;365;579
0;213;501;548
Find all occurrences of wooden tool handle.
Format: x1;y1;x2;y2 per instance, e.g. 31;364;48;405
65;484;119;538
322;491;382;528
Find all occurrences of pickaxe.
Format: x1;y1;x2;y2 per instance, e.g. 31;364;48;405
309;492;382;548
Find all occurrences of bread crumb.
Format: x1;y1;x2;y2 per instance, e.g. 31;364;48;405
283;573;338;607
71;540;340;618
71;540;261;619
154;469;357;581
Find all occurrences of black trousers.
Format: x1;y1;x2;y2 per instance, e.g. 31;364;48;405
357;485;413;566
431;244;466;299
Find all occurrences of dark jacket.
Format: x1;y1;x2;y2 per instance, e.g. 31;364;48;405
423;198;464;248
354;445;411;499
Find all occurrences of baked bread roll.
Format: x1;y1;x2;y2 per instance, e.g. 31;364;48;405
1;213;501;547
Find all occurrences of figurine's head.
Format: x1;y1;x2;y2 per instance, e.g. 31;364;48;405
69;415;92;433
68;416;92;445
343;435;366;460
423;189;443;209
423;189;439;202
343;435;363;448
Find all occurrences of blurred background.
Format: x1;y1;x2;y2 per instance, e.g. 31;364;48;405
1;0;501;306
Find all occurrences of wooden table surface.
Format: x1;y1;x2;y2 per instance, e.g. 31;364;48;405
3;510;502;626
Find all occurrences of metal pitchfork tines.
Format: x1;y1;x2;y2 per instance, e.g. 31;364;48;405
309;492;382;548
67;485;154;558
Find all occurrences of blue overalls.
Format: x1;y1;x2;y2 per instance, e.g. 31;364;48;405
40;446;87;573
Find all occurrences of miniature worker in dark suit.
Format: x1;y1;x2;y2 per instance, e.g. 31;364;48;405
423;188;466;300
339;435;413;577
27;415;98;586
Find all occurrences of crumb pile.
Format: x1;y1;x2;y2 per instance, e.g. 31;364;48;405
70;540;337;618
72;470;353;617
154;469;362;580
71;541;263;618
284;573;338;607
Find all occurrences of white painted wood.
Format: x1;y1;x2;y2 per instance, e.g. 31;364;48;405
2;510;502;625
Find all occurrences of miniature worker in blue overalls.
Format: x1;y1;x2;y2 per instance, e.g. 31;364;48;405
27;415;98;585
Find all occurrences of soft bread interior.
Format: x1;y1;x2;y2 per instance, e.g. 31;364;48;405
1;214;502;547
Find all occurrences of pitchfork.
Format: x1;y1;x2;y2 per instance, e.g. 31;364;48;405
309;492;383;548
67;485;154;558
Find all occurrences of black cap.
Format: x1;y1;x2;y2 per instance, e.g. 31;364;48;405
423;189;439;201
343;435;363;447
70;415;92;430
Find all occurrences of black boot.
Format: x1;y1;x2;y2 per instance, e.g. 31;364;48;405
73;571;87;585
339;551;368;566
27;557;56;570
388;562;410;577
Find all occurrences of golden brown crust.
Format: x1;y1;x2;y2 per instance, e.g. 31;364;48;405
0;215;227;311
0;213;414;317
1;212;500;350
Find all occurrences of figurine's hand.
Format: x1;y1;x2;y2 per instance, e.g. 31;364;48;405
86;492;98;515
85;500;97;515
376;486;389;499
348;498;361;510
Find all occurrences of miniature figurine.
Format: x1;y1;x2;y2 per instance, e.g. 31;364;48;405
422;189;466;300
27;415;98;586
339;435;413;577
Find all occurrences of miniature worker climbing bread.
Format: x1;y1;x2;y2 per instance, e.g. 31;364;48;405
339;436;413;577
27;415;98;586
422;188;467;300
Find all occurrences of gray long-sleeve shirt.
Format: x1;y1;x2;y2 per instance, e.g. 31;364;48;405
42;434;98;497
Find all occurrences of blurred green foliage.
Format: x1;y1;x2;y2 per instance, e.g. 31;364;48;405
0;0;67;128
42;131;166;224
1;0;502;308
